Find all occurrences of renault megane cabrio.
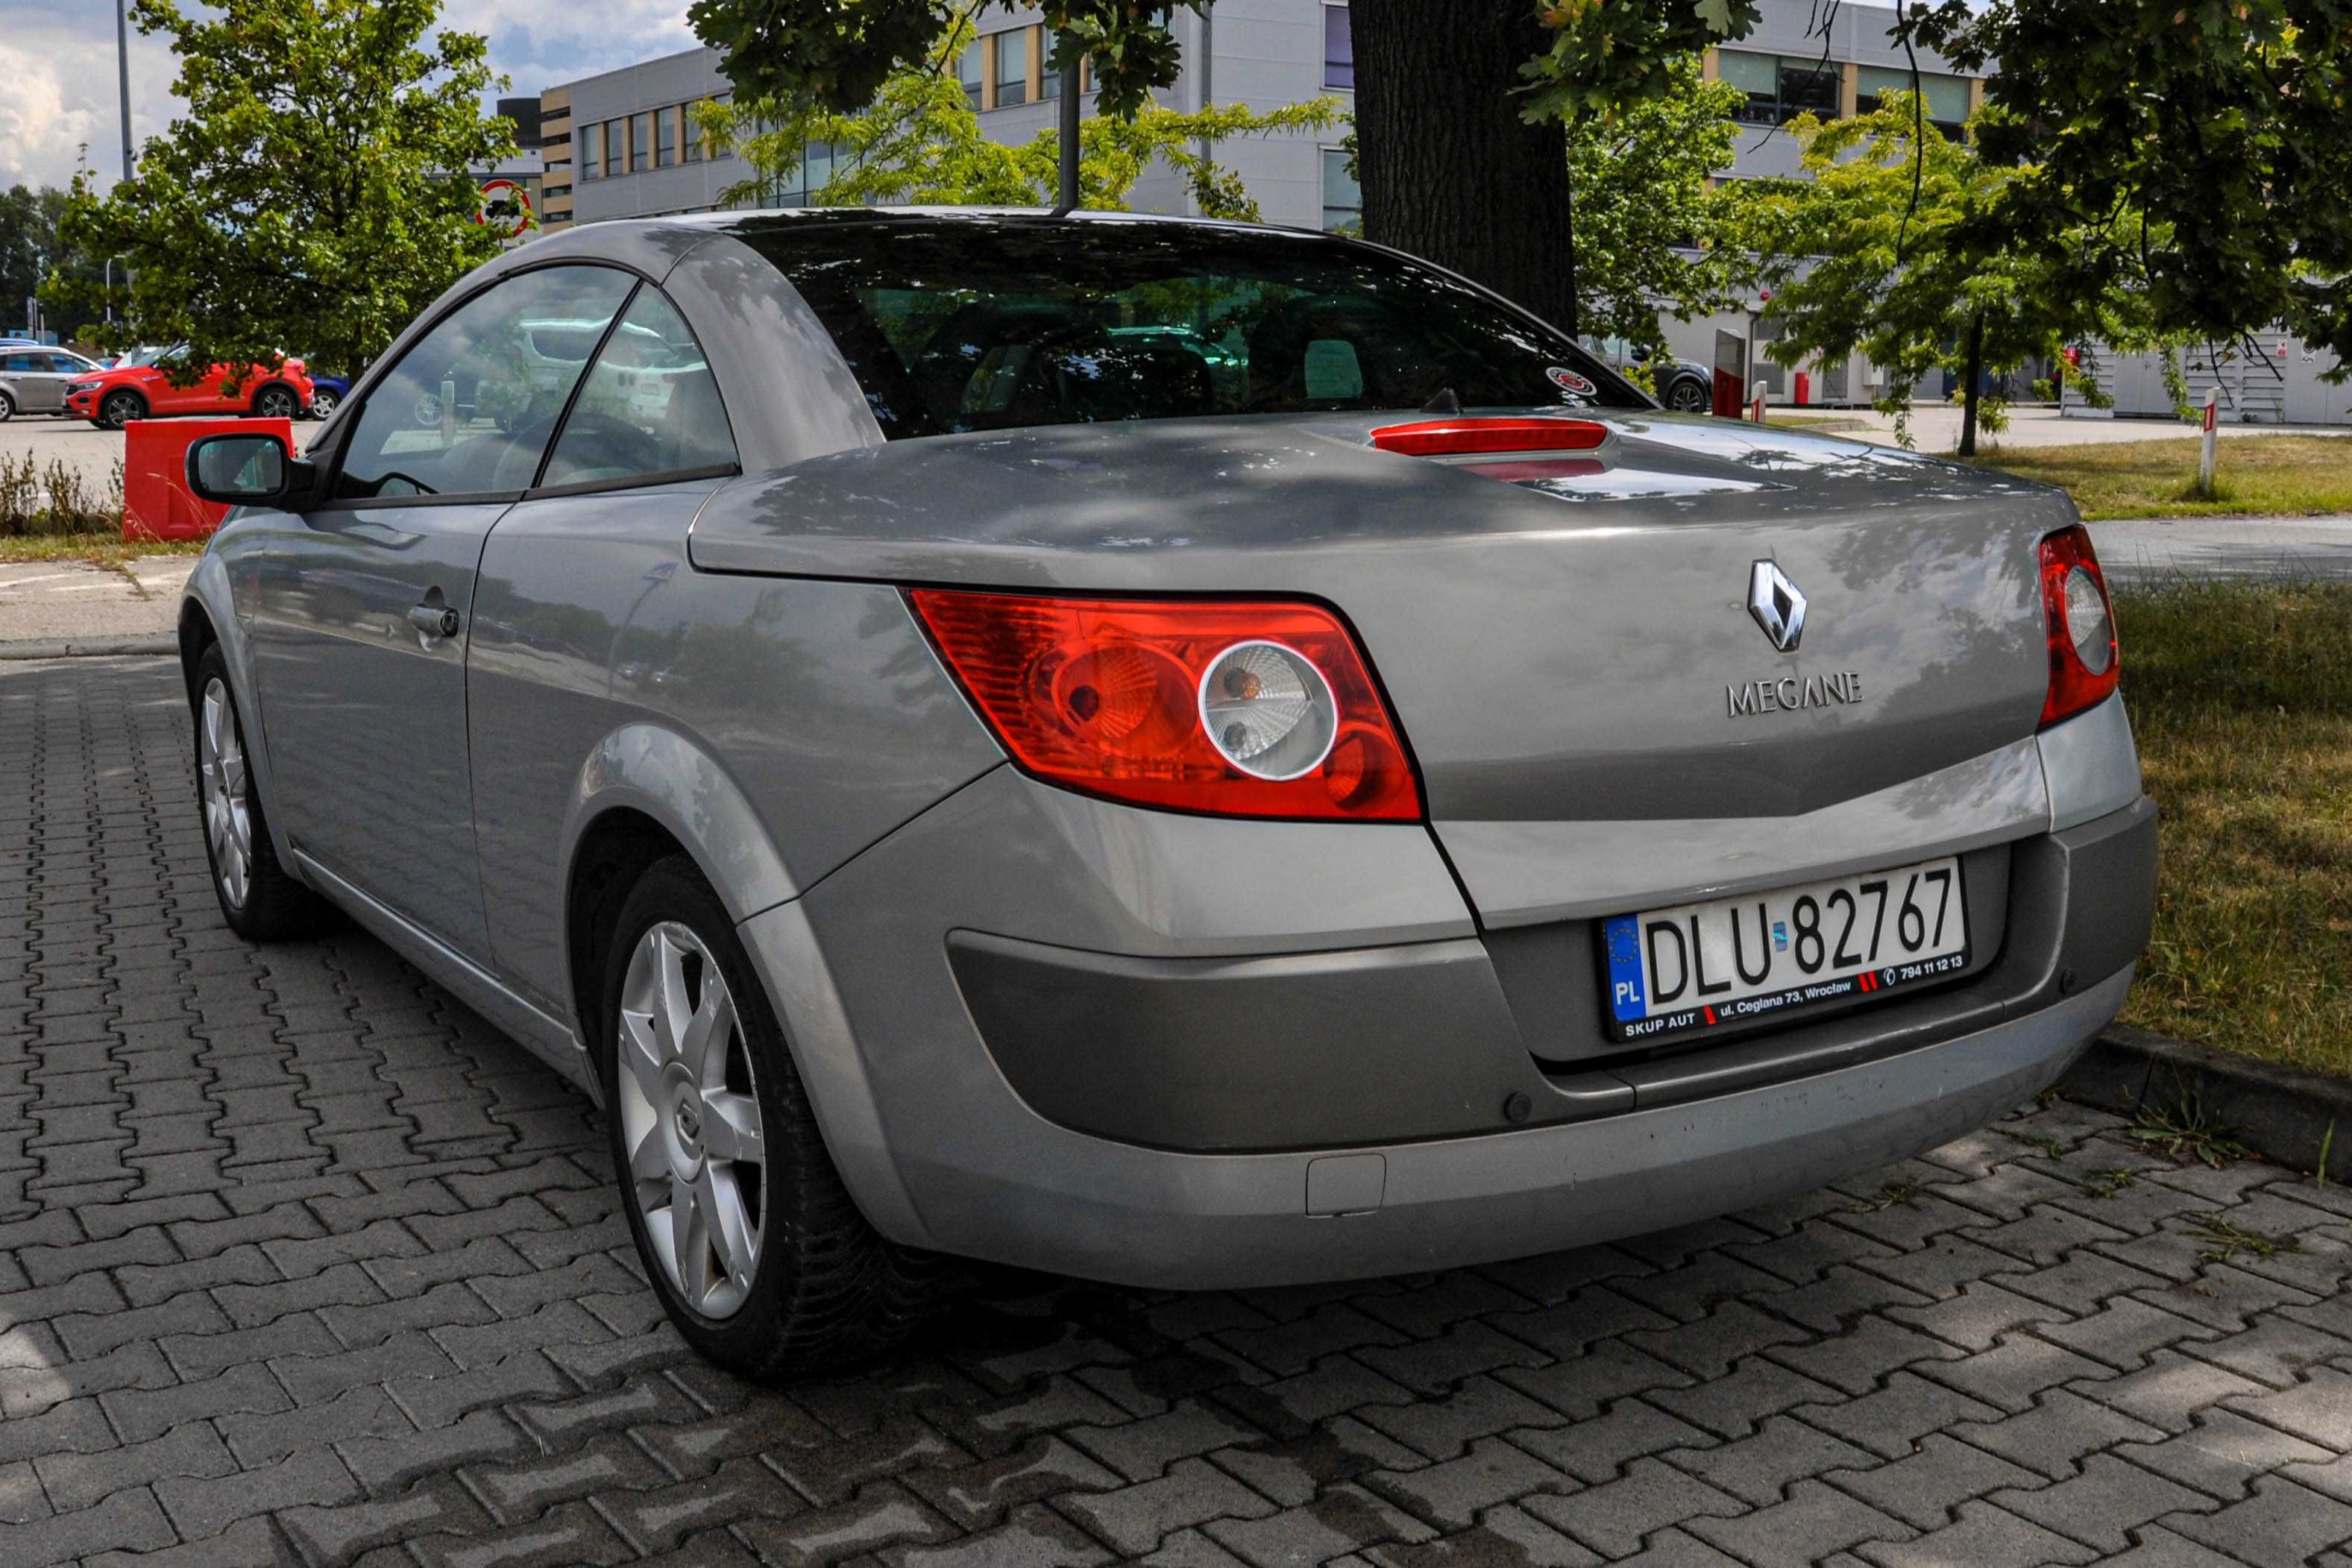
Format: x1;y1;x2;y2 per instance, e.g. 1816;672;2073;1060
177;210;2154;1380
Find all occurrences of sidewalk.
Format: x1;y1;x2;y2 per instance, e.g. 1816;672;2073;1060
2088;514;2352;582
0;555;192;655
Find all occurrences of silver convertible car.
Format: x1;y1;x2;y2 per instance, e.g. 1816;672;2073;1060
178;210;2154;1379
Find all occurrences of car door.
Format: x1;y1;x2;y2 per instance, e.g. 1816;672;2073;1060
247;263;635;961
38;354;93;412
0;353;42;412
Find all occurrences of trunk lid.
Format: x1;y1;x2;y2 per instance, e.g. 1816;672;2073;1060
690;412;2072;919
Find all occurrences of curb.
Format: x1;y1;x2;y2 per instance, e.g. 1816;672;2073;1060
0;637;175;661
2060;1024;2352;1180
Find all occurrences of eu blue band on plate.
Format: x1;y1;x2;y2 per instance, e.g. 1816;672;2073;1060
1603;914;1646;1021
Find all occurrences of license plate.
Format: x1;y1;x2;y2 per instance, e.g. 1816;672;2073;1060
1603;856;1968;1041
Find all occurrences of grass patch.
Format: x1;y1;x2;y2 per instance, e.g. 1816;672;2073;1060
2117;582;2352;1075
0;534;203;567
1963;435;2352;520
1767;412;1871;432
2186;1212;2303;1265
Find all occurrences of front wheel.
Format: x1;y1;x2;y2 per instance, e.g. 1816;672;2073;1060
602;856;938;1380
0;391;14;422
99;390;143;429
190;645;336;940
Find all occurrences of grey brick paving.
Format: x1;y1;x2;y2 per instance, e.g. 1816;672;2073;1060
7;653;2352;1566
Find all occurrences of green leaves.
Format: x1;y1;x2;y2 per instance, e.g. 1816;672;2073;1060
687;0;1204;123
43;0;517;378
1914;0;2352;372
1521;0;1762;122
700;45;1340;218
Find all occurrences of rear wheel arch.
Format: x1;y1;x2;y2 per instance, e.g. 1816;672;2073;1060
564;805;689;1065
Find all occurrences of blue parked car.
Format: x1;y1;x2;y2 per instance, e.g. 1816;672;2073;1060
305;373;350;420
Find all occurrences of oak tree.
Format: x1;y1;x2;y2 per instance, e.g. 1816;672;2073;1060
44;0;520;381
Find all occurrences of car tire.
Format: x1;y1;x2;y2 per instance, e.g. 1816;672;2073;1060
309;388;339;420
1665;377;1711;414
98;390;144;429
190;644;337;942
0;391;14;422
601;854;940;1381
251;384;298;421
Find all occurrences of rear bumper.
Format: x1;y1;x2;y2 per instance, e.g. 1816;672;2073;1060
744;754;2154;1288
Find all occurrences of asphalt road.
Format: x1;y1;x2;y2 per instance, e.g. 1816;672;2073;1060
4;652;2352;1566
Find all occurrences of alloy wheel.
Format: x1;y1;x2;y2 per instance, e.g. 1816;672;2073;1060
1668;380;1710;413
311;389;339;419
257;387;295;420
0;392;14;422
198;677;253;910
102;393;138;429
615;922;767;1320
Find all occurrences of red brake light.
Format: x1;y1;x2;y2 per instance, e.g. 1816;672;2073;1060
1369;417;1609;458
908;591;1421;821
2037;524;2119;726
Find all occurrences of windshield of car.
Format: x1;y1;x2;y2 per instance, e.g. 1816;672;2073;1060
738;217;1649;440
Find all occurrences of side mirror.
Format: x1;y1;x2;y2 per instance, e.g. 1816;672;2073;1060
1631;344;1654;364
186;432;301;505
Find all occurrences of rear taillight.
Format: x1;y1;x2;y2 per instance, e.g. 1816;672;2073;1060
1369;417;1609;458
908;591;1421;821
2038;524;2119;726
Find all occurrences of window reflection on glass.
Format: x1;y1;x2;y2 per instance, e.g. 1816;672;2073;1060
960;41;984;109
1324;5;1353;90
1856;66;1971;137
994;32;1028;107
1320;147;1361;234
542;288;739;487
335;267;634;500
655;107;676;167
581;124;600;180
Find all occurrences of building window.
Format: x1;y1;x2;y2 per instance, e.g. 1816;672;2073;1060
960;40;984;110
1321;146;1361;233
1856;65;1971;137
993;31;1028;107
655;107;676;167
1324;5;1353;90
580;123;600;180
683;102;705;163
805;140;835;199
630;112;650;170
713;92;733;159
1718;49;1840;125
1040;28;1062;98
604;119;623;175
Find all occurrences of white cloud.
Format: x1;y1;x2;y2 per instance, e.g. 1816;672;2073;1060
0;2;708;195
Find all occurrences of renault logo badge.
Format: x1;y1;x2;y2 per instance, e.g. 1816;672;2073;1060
1748;560;1808;652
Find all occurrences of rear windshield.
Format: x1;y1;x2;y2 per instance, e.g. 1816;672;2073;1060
738;217;1648;440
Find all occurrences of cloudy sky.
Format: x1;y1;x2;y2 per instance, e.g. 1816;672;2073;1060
1;0;700;192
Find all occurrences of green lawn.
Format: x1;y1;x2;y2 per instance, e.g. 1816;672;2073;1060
1965;435;2352;520
2114;580;2352;1076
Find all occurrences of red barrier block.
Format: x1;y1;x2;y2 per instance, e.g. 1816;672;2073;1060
124;416;295;543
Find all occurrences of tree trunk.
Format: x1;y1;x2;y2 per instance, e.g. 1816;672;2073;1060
1351;0;1577;336
1958;311;1986;457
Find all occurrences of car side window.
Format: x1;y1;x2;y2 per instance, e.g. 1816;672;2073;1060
334;265;634;502
538;287;739;490
48;355;85;374
2;354;39;372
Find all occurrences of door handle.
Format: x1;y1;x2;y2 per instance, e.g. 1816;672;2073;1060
408;603;461;639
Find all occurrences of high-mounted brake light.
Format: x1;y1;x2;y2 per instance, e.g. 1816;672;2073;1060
908;591;1421;821
2037;524;2119;727
1369;417;1609;458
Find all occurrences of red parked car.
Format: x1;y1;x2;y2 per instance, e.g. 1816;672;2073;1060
64;345;312;429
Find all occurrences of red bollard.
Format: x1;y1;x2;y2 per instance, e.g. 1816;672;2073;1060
123;416;295;542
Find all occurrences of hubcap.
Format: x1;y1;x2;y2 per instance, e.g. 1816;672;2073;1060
616;922;765;1319
198;677;252;909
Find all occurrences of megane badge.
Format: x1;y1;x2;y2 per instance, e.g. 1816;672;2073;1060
1748;559;1807;652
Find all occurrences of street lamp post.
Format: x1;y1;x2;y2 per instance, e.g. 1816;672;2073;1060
116;0;136;183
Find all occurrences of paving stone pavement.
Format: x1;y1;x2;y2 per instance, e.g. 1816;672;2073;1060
6;655;2352;1568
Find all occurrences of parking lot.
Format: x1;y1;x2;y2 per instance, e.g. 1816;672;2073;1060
5;652;2352;1567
